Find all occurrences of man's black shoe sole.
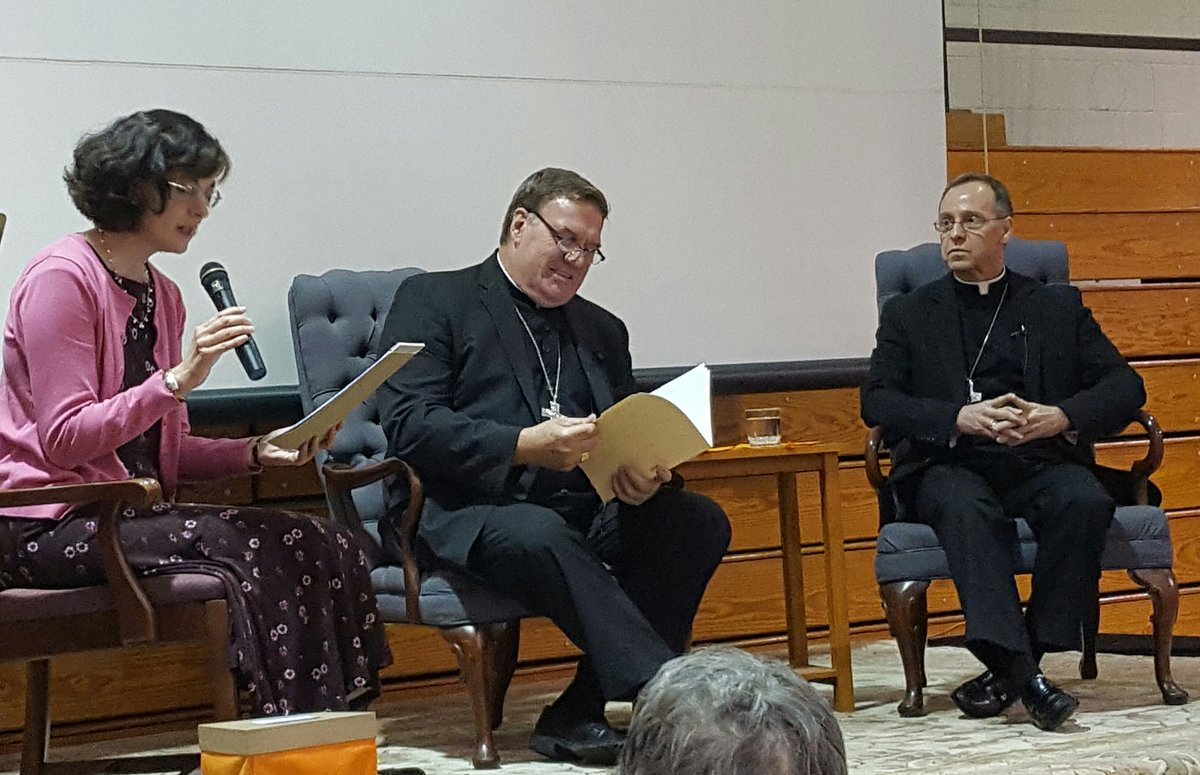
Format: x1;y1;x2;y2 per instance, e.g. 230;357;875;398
530;732;622;766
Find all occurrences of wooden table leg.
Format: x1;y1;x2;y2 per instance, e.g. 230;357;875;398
820;452;854;712
777;470;809;667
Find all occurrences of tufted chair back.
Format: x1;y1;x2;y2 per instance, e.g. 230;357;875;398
288;267;424;567
874;236;1068;313
287;267;531;768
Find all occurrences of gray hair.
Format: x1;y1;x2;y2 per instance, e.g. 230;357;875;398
620;647;847;775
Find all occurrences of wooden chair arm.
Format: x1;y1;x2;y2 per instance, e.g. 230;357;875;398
0;477;161;510
322;458;410;494
0;478;163;646
865;426;889;492
1127;410;1164;505
322;457;426;625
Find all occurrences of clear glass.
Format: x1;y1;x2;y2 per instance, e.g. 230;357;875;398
933;214;1007;234
529;209;606;264
745;407;783;446
167;180;222;208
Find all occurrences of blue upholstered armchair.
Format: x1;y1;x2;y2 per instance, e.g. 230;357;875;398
288;268;532;769
866;239;1188;717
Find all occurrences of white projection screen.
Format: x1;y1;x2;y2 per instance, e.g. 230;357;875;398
0;3;946;390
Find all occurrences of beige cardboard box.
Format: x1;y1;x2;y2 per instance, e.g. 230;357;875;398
199;711;376;775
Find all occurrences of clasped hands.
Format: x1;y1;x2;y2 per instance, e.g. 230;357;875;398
515;414;670;506
956;393;1069;446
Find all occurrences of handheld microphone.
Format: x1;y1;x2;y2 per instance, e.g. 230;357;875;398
199;261;267;381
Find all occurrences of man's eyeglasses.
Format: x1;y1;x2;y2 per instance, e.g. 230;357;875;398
529;210;605;264
934;213;1008;235
168;180;222;209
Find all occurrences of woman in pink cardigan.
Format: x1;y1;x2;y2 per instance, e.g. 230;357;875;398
0;110;391;715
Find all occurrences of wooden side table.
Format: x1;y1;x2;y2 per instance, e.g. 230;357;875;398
676;442;854;711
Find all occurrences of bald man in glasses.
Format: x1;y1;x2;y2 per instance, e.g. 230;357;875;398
861;173;1146;731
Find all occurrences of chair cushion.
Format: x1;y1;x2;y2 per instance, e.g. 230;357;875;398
0;573;226;622
874;505;1174;585
1100;505;1174;569
370;565;532;627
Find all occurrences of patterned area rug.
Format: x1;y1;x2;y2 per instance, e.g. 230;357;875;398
4;641;1199;774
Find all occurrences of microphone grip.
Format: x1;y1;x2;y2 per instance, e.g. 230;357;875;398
235;336;267;381
201;272;266;380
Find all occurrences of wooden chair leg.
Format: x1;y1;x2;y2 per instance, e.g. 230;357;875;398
22;658;51;775
486;620;521;731
1079;590;1100;680
1129;568;1190;705
879;580;930;717
442;625;501;769
205;599;239;720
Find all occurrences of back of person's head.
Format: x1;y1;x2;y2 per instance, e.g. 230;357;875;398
499;167;609;244
620;646;847;775
64;108;230;232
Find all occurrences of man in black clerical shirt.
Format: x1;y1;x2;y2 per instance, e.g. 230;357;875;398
377;168;730;764
861;173;1146;731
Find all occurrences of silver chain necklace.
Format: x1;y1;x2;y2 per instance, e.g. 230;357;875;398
965;283;1009;403
513;305;563;418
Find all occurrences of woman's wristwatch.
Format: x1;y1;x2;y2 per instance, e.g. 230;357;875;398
162;369;186;401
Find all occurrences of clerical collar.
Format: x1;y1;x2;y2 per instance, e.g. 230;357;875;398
496;252;539;307
953;267;1007;296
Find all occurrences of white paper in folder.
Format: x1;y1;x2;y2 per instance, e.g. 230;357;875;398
268;341;423;450
579;363;713;501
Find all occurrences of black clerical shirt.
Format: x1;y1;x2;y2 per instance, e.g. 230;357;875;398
952;275;1067;465
505;282;601;522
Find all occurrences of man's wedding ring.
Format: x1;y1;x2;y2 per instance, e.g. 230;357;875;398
989;420;998;430
579;452;590;463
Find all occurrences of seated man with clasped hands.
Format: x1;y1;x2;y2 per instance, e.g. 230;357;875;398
861;173;1145;731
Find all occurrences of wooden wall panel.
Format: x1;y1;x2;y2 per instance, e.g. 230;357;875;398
684;475;782;552
686;464;884;551
948;149;1200;213
1097;437;1200;512
712;388;863;454
1019;212;1200;281
255;464;324;501
1137;359;1200;433
1099;588;1200;636
1082;285;1200;358
176;476;253;505
683;555;788;641
799;464;882;544
0;644;211;730
1168;514;1200;586
946;111;1006;150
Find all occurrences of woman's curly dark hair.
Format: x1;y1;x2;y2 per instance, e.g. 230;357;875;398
64;109;231;232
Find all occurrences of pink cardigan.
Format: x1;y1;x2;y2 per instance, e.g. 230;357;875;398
0;233;253;519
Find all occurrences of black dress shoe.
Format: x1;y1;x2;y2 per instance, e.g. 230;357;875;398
1020;674;1079;731
530;706;625;765
950;670;1017;718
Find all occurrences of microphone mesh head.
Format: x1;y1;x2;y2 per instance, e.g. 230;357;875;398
199;261;227;281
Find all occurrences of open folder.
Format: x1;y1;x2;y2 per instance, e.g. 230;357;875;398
579;363;713;501
268;342;424;450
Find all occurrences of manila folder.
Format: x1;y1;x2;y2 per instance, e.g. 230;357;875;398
269;342;424;450
580;363;713;501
